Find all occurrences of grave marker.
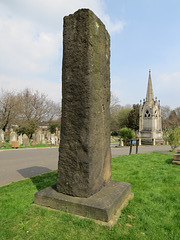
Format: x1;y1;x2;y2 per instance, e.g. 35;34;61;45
34;9;132;226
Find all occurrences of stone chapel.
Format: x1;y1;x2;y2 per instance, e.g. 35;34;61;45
139;70;163;145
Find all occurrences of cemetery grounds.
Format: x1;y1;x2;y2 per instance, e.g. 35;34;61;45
0;152;179;240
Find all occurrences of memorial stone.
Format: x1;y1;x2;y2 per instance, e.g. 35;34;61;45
35;9;132;226
22;134;29;146
18;134;23;145
56;9;111;197
41;133;46;144
54;136;58;145
32;133;36;141
36;131;42;144
50;134;55;145
173;149;180;165
46;131;51;143
9;131;17;144
0;129;4;142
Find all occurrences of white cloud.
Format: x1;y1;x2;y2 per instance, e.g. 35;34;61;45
102;14;125;34
0;15;60;77
0;0;125;103
0;74;61;102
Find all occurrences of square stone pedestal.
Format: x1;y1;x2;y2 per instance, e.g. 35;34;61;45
34;181;133;227
173;150;180;165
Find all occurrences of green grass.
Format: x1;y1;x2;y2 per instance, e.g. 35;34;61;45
18;143;59;149
0;142;58;150
0;153;180;240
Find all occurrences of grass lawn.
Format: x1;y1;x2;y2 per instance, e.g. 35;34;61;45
0;142;58;150
0;153;180;240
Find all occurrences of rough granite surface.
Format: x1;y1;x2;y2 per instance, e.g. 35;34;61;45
57;9;111;197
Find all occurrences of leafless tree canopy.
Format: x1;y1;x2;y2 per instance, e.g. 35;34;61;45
0;88;61;131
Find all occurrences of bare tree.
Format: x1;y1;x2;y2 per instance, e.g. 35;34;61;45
175;107;180;119
0;90;19;131
17;88;60;125
0;88;61;133
161;105;171;119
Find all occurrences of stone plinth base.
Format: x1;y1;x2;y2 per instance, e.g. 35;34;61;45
173;152;180;165
34;181;133;226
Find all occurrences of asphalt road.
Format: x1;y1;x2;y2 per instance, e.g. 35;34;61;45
0;145;171;187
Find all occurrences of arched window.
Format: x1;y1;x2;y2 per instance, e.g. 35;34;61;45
144;110;151;118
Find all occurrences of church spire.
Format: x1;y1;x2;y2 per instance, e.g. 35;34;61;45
146;69;154;103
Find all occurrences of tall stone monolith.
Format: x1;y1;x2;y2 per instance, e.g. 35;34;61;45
34;9;132;226
56;8;111;198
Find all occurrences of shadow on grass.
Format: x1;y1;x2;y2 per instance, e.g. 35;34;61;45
29;170;58;191
17;166;57;191
165;158;173;164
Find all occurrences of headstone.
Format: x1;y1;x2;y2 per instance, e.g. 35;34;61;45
0;129;4;142
54;136;58;145
173;149;180;165
9;131;17;144
34;9;132;226
50;134;55;145
36;131;42;144
22;134;29;146
46;131;51;143
32;133;36;141
120;138;124;147
41;133;46;144
18;134;23;145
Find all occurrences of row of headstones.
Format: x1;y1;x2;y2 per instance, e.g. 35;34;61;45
0;129;59;146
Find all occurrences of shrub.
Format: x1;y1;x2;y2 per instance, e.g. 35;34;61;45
48;123;60;134
119;127;135;146
163;126;180;151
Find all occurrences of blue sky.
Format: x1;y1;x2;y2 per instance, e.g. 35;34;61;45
0;0;180;108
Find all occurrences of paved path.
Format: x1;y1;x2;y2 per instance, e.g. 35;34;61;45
111;144;171;157
0;148;59;187
0;145;172;187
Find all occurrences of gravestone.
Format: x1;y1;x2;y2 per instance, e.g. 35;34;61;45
9;131;17;144
54;136;58;145
46;131;51;143
18;134;23;145
41;133;46;144
0;129;4;142
32;133;36;141
34;9;132;226
36;131;42;144
50;134;55;145
22;134;29;146
173;149;180;165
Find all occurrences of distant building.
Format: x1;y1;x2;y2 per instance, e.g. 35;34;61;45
139;70;163;145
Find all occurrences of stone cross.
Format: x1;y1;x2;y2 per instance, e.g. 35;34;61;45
56;8;111;198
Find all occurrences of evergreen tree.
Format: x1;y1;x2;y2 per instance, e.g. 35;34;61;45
127;104;139;131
